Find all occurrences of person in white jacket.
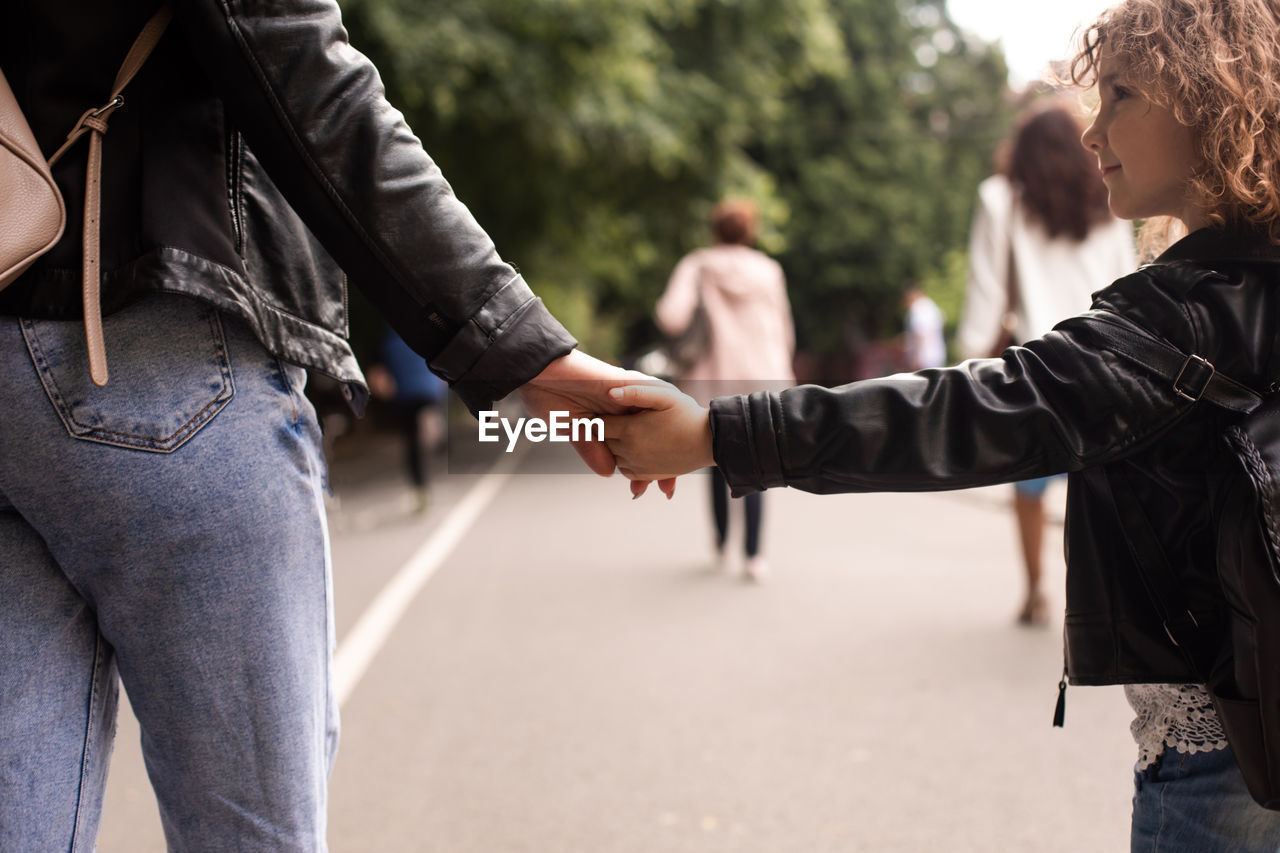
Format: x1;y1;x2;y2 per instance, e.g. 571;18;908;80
956;104;1137;624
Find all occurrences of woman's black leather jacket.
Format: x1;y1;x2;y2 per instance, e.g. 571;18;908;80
711;229;1280;685
2;0;575;414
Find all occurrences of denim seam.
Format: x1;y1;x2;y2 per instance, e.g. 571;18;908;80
68;631;108;853
274;355;301;427
301;412;337;829
1154;754;1170;853
21;318;71;427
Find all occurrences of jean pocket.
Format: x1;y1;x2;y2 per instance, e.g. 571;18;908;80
21;295;235;453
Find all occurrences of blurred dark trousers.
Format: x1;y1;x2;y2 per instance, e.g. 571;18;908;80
394;400;438;489
710;467;762;557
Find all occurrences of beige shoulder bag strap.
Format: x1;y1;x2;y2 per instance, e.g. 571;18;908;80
47;6;172;386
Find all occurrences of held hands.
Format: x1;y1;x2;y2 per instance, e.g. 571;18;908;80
603;384;715;490
516;350;713;498
516;349;677;495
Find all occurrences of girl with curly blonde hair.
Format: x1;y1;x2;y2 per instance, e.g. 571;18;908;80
606;0;1280;847
1072;0;1280;256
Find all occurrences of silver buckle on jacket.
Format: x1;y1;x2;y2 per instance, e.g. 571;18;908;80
1173;355;1215;402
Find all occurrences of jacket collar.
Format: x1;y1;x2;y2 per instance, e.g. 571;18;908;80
1155;227;1280;265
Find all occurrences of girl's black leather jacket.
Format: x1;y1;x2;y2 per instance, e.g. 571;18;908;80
711;229;1280;685
2;0;575;414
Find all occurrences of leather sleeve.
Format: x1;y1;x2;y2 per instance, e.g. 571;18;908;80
167;0;575;413
710;288;1195;497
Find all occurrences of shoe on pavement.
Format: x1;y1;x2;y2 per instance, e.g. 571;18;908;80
743;556;768;583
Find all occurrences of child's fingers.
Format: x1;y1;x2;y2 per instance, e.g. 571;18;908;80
569;438;617;478
602;417;627;441
607;383;684;411
626;477;676;499
604;433;651;475
601;413;655;444
615;458;682;484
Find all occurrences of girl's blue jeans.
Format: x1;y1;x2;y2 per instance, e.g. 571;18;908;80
1132;745;1280;852
0;294;337;851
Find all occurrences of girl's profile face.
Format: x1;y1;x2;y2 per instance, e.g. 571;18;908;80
1080;48;1206;230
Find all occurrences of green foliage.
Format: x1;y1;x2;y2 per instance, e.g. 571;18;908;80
337;0;1016;365
756;0;1012;352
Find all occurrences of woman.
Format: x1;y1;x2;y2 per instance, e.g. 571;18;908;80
0;1;638;848
957;103;1136;625
655;198;794;581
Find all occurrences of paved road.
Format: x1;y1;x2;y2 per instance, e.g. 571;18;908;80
95;433;1136;852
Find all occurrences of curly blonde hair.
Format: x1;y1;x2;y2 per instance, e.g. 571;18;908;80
1070;0;1280;243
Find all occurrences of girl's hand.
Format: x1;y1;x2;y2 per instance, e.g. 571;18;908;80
603;384;714;483
517;348;653;478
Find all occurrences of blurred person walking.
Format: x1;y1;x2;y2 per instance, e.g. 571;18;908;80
901;284;947;371
956;103;1136;625
368;327;449;513
655;199;795;581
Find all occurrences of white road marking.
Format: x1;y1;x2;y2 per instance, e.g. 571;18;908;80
333;452;521;706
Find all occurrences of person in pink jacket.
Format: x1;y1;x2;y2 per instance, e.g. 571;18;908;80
655;199;796;581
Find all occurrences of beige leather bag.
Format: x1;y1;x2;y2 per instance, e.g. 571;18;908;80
0;74;65;290
0;7;171;385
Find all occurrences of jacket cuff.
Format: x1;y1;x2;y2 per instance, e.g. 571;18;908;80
709;391;787;496
429;276;577;414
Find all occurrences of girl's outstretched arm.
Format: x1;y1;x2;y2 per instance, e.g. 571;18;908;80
604;384;715;482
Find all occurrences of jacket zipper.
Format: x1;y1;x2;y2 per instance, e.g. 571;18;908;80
226;128;245;255
1052;663;1068;727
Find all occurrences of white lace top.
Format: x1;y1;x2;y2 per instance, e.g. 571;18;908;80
1124;683;1230;770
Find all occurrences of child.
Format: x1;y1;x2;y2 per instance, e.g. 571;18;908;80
603;0;1280;847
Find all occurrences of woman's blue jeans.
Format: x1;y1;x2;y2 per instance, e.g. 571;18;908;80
0;294;338;851
1132;745;1280;852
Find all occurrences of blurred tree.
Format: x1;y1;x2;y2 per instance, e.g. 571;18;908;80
337;0;1013;370
754;0;1012;362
